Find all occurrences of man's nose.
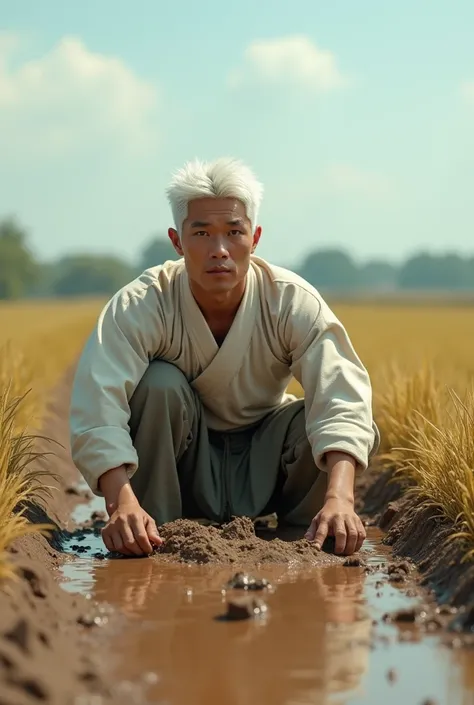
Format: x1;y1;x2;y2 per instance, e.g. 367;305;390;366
210;237;230;258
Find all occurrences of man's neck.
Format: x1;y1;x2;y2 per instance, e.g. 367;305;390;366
189;278;246;323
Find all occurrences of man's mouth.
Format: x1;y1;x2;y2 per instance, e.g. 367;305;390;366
206;267;233;274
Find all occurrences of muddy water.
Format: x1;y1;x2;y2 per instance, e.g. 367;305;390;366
60;500;474;705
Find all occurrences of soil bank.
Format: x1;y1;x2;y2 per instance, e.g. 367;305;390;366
0;375;126;705
356;465;474;632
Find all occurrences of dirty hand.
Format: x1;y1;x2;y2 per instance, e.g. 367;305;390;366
99;465;163;557
102;499;163;556
304;498;366;555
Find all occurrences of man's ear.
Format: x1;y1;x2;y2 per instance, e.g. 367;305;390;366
251;225;262;253
168;228;184;256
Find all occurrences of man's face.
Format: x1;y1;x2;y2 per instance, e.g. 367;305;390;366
168;197;261;294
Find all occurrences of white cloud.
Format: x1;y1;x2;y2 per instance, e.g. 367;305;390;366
323;163;394;202
0;31;20;57
0;33;159;159
461;81;474;105
228;35;345;91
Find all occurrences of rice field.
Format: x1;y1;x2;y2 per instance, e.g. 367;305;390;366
0;298;103;577
0;298;105;427
1;297;474;575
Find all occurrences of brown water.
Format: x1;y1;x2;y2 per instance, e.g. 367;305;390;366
60;506;474;705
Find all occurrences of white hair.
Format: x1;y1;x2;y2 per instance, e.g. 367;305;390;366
166;157;264;234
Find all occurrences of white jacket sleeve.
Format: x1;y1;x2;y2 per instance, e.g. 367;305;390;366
283;284;380;472
69;281;166;494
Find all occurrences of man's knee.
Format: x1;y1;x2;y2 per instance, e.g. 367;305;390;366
137;360;189;392
282;404;311;463
131;360;193;411
278;403;325;524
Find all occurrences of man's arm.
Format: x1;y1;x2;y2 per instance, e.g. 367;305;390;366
282;283;379;554
70;276;167;555
70;280;164;492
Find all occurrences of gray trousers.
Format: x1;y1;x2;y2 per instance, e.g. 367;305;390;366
128;361;327;527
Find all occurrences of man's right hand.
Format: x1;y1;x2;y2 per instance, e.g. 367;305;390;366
99;465;163;557
102;500;163;556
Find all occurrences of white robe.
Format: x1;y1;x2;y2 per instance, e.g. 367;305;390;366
70;255;379;493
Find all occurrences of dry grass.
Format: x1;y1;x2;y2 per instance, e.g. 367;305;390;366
372;363;446;467
0;298;102;577
0;386;55;579
408;388;474;517
0;298;104;427
387;385;474;559
330;301;474;381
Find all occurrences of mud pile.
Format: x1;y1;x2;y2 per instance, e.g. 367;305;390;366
157;517;344;565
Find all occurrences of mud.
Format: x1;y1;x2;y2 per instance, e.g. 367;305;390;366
224;594;269;620
154;516;346;565
2;372;474;704
60;521;474;705
0;373;125;705
0;551;113;705
357;465;474;633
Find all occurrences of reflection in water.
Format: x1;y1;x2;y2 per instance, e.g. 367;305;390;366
60;530;474;705
88;558;371;705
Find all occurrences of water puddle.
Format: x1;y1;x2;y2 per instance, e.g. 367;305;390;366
59;495;474;705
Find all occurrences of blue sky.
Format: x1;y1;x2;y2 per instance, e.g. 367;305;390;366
1;0;473;268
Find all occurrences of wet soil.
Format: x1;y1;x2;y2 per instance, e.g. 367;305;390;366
0;549;115;705
61;516;474;705
0;373;125;705
155;516;347;565
356;466;474;632
2;372;474;704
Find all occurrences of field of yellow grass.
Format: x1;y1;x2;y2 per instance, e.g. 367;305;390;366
0;298;103;576
0;298;105;426
1;297;474;575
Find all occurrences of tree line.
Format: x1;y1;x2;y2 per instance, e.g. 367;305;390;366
1;215;474;300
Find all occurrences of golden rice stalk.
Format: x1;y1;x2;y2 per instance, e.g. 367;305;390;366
432;389;474;560
0;342;38;429
0;301;103;428
0;384;56;580
398;387;474;560
373;362;446;476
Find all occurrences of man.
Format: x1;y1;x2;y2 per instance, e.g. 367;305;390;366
70;157;379;558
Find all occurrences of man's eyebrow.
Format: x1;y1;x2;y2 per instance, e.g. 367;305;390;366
189;218;247;228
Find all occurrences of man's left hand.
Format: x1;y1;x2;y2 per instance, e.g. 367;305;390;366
305;498;366;555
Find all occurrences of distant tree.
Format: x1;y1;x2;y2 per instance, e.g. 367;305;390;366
297;249;360;291
51;254;136;297
138;235;178;272
29;261;57;298
359;259;398;291
0;216;39;299
398;252;472;290
467;257;474;289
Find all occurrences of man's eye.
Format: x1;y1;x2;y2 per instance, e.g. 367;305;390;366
193;231;207;236
229;230;242;236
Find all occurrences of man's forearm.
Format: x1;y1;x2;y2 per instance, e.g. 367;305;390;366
98;465;138;515
324;451;357;504
305;450;365;552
